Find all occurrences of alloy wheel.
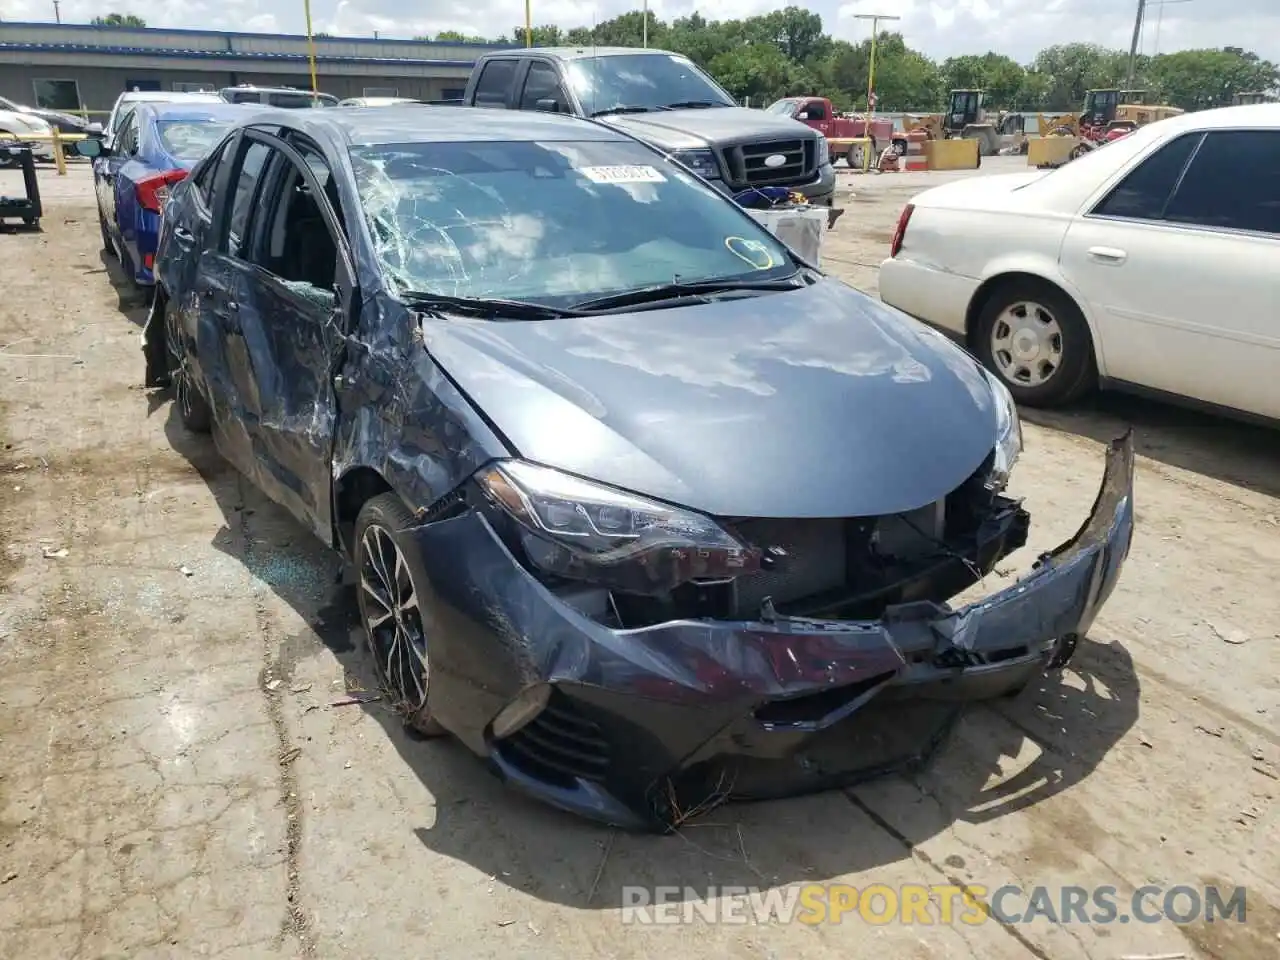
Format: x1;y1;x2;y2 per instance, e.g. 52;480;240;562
164;306;197;423
358;524;430;716
989;300;1064;388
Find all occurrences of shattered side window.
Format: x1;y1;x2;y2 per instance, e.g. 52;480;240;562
227;141;272;258
348;138;796;308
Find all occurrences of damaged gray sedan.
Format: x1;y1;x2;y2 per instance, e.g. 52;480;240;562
144;107;1135;831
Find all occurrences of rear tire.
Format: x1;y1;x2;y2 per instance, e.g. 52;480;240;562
164;299;212;433
354;493;448;738
973;279;1096;408
99;213;114;256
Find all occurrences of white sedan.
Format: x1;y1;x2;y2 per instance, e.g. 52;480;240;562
879;103;1279;422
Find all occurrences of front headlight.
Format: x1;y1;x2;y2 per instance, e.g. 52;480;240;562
476;460;760;594
985;372;1023;490
815;135;831;165
670;148;720;180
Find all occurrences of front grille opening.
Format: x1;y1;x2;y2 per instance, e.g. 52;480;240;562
754;671;897;726
498;691;610;787
730;138;816;187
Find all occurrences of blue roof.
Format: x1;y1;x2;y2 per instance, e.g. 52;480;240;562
0;40;480;68
0;20;516;51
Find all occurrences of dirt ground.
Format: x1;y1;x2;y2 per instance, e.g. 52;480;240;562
1;159;1278;960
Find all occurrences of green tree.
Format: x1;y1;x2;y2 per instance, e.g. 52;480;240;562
432;30;482;42
940;53;1025;108
709;43;801;105
512;24;566;46
91;13;146;27
1147;48;1280;109
1030;43;1130;110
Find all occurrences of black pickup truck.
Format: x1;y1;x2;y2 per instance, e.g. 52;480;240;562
453;46;837;206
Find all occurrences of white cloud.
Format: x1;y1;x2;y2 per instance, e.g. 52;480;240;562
1;0;1276;63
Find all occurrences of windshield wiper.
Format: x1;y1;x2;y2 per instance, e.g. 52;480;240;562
571;275;805;313
399;291;586;320
590;105;662;117
663;100;730;110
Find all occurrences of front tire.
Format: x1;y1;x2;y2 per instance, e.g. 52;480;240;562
974;279;1096;407
163;299;212;433
354;493;447;738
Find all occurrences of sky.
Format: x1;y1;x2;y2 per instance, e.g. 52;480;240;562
2;0;1278;65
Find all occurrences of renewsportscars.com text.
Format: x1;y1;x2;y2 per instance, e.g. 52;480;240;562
619;883;1248;926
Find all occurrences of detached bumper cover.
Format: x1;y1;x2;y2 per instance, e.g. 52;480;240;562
410;433;1135;830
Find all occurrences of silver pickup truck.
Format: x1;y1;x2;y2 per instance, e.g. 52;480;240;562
457;46;837;207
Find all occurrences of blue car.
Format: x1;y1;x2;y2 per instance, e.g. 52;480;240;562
78;102;246;292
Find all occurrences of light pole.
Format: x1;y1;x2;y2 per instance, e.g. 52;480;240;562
302;0;319;94
1148;0;1193;57
642;1;648;48
851;13;900;171
525;0;532;46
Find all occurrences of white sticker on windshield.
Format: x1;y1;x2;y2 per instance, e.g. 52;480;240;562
579;165;667;184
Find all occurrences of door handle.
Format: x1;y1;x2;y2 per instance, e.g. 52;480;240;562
1087;246;1127;264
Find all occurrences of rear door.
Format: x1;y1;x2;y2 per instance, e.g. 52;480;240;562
111;111;148;264
191;136;274;480
1060;128;1280;418
102;108;138;241
197;129;353;539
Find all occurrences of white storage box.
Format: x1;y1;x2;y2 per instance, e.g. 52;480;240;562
747;206;829;266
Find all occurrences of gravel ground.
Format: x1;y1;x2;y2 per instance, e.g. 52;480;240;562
1;160;1277;960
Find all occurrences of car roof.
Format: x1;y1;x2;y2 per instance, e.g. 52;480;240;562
301;105;632;144
134;102;264;123
1153;102;1280;133
117;91;223;104
222;85;337;96
485;46;686;62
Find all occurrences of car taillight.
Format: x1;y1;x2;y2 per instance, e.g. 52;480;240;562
889;202;914;258
135;169;188;213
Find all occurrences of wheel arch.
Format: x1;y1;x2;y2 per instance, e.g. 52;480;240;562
964;268;1107;377
333;465;396;557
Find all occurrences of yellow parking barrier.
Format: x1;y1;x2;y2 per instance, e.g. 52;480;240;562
0;130;89;175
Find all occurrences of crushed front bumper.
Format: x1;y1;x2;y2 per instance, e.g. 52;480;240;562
409;434;1135;830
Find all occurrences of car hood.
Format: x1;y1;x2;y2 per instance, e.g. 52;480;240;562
600;107;819;151
0;110;50;133
421;279;1000;519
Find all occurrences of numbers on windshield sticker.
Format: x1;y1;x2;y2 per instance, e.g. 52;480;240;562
579;165;667;185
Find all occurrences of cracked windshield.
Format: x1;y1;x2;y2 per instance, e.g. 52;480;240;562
349;139;796;306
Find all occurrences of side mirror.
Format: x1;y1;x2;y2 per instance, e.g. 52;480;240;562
534;98;561;113
796;111;809;120
74;138;104;158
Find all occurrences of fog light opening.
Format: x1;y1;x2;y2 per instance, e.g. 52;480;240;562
491;683;552;740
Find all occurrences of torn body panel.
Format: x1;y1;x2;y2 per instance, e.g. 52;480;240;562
329;291;510;553
405;434;1134;831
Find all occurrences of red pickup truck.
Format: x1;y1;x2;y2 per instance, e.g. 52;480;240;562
765;96;895;166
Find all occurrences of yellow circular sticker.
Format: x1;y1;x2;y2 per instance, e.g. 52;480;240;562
725;236;776;270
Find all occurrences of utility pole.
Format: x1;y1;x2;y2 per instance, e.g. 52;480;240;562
642;0;648;48
852;13;901;170
1126;0;1145;89
852;13;901;117
52;1;61;24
